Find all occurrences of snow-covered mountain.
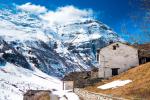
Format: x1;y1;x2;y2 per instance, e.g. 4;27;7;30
0;4;122;78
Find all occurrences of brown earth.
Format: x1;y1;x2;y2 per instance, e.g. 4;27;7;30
85;62;150;100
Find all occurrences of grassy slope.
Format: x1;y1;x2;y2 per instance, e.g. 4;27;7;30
85;62;150;100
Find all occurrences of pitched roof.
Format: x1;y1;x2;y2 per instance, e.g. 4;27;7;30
97;41;137;52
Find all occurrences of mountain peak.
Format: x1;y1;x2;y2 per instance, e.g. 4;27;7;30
0;4;122;78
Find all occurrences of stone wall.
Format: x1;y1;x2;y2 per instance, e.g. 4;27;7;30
62;71;101;88
63;81;74;90
62;71;91;88
74;88;127;100
23;90;51;100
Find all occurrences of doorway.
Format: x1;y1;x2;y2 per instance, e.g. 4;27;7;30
112;68;119;76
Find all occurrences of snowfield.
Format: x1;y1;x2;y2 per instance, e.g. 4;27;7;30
0;63;79;100
97;80;132;90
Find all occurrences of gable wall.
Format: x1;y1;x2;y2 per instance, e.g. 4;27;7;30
98;42;139;78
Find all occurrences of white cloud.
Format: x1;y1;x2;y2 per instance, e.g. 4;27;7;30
17;3;94;26
40;5;94;25
17;3;47;14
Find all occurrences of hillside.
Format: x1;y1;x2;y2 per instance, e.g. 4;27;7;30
85;62;150;100
0;63;79;100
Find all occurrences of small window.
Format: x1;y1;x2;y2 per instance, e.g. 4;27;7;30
97;54;99;61
112;68;119;76
116;44;119;47
113;45;116;50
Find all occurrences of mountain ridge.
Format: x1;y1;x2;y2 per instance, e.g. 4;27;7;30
0;5;122;78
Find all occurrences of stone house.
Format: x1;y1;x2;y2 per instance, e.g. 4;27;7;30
137;43;150;64
62;71;91;88
90;67;99;79
23;90;61;100
62;69;101;88
97;42;139;78
62;80;74;91
23;90;52;100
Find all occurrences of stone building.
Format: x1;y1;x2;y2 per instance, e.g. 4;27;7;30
62;71;91;88
62;69;101;88
90;67;99;79
23;90;52;100
137;43;150;64
62;80;74;91
23;90;60;100
97;42;139;78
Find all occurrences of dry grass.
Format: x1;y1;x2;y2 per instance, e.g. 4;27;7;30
85;62;150;100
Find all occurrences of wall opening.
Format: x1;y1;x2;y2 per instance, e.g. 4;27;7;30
112;68;119;76
139;57;150;64
113;45;116;50
96;49;100;62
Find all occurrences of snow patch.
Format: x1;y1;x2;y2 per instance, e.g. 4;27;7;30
97;80;132;90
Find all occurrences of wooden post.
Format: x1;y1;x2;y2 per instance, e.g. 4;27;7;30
63;81;64;90
73;80;75;92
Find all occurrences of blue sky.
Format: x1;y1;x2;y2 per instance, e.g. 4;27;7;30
0;0;149;43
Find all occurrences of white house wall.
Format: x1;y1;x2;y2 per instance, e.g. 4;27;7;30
99;67;112;78
98;42;139;78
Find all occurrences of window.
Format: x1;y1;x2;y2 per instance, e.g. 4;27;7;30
96;50;100;61
112;68;119;76
96;53;99;61
113;45;116;50
116;44;119;47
